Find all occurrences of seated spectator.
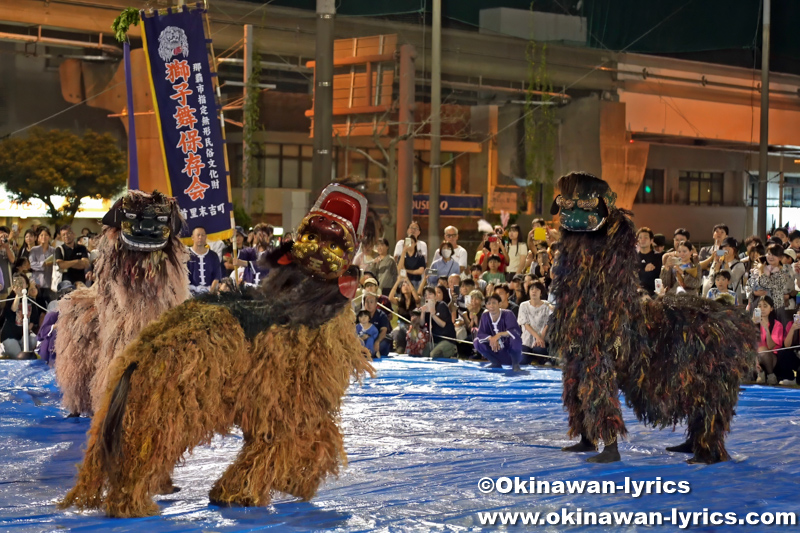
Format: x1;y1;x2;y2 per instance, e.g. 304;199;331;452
405;310;430;357
1;274;40;358
362;277;392;314
473;294;525;371
773;227;790;248
509;275;526;305
419;286;458;358
517;281;552;365
659;241;700;296
533;250;552;289
427;241;460;287
187;226;223;296
398;234;426;290
481;255;506;285
366;238;397;296
356;309;379;355
494;283;519;317
457;277;475;312
469;264;487;292
754;296;784;385
781;249;797;317
235;223;273;286
789;230;800;256
362;293;393;358
704;237;746;304
779;314;800;386
706;271;739;305
388;275;418;354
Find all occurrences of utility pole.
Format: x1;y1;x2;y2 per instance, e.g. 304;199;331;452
428;0;442;252
312;0;335;199
242;24;253;213
757;0;770;239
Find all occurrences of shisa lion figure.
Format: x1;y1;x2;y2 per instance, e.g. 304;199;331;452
55;190;190;417
549;172;757;464
59;184;375;517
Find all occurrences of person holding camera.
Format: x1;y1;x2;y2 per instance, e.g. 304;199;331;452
388;275;418;354
702;237;746;303
419;285;458;359
0;226;16;298
393;221;428;264
366;238;397;296
1;273;40;357
477;234;508;273
658;241;701;296
399;234;426;290
748;244;792;325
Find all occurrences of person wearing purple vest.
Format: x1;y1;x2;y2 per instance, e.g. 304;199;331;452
235;223;273;286
473;293;525;371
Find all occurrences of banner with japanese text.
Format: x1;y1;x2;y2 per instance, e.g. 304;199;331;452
141;5;233;240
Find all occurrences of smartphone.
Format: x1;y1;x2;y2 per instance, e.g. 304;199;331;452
754;308;762;319
404;238;413;248
11;223;18;232
716;249;726;257
399;269;407;278
488;236;498;243
533;227;547;241
793;314;800;324
654;279;663;293
426;268;438;276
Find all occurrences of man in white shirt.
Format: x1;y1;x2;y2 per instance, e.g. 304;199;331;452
430;225;467;274
393;221;428;264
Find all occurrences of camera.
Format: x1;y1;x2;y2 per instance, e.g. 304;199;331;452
488;236;498;243
399;269;407;278
716;249;726;257
426;268;438;276
754;307;762;319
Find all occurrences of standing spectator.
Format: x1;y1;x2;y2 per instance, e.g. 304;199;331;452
526;218;546;251
477;234;508;273
393;221;428;264
773;227;790;248
754;296;784;385
430;226;468;274
366;238;398;296
28;227;55;301
235;223;273;286
636;227;662;295
54;225;88;286
505;224;528;281
744;244;767;309
419;286;458;358
362;293;393;358
0;226;16;298
481;256;506;286
517;281;552;365
187;226;223;296
222;226;247;278
697;223;729;280
533;250;553;289
748;244;792;324
706;271;739;305
17;229;37;265
398;234;426;290
388;276;418;354
427;242;460;286
356;309;379;356
659;241;701;296
473;294;525;371
781;249;797;317
652;234;667;254
703;237;746;302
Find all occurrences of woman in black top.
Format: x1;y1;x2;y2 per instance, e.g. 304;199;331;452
388;276;418;354
17;229;37;265
399;234;426;289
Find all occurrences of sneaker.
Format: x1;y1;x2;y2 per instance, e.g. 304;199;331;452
756;370;766;384
767;373;778;386
779;379;796;386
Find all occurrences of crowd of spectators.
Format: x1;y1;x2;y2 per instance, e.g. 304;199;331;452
6;211;799;388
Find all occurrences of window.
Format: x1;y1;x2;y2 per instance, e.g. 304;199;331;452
783;177;800;208
634;168;665;204
678;171;723;206
255;143;313;189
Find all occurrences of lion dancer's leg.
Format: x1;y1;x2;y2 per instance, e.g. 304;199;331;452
209;432;276;507
684;404;731;465
562;348;626;463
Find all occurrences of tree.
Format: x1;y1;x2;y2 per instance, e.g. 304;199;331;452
0;128;127;224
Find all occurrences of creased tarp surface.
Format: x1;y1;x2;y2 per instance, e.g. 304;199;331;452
1;357;798;532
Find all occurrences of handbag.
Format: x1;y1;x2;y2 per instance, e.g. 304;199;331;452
50;245;64;292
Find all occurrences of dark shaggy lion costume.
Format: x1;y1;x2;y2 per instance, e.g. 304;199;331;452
55;190;189;416
550;172;758;464
60;185;375;517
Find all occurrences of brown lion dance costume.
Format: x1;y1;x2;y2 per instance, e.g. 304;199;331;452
55;191;190;416
60;184;375;517
549;172;758;464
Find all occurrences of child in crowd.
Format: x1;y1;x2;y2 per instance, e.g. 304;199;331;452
405;310;430;357
707;271;739;305
482;255;506;285
356;310;379;355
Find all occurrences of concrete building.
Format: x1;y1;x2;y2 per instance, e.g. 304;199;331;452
1;0;799;243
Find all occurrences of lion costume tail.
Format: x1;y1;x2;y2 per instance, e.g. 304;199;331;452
102;362;138;478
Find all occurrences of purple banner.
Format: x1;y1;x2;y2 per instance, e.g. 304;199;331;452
141;5;232;240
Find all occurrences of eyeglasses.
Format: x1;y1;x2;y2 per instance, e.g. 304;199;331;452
444;233;457;237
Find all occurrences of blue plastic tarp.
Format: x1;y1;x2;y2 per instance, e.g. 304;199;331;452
1;356;799;532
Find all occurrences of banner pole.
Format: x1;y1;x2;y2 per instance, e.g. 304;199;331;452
124;40;140;190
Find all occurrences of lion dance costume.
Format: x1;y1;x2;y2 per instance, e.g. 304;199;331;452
549;172;757;464
59;184;374;517
55;191;190;416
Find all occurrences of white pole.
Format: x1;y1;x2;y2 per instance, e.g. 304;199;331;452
21;288;29;353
